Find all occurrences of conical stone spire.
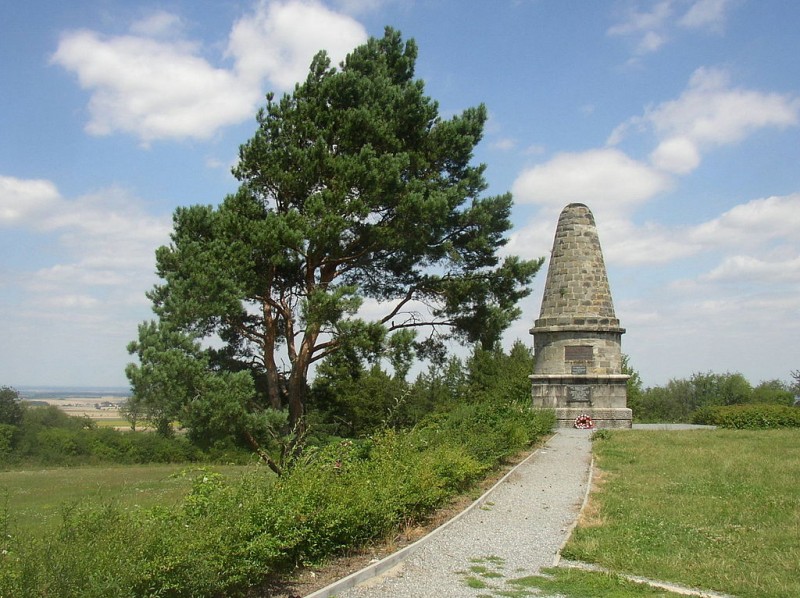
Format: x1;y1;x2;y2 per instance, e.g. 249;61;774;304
535;203;619;330
530;203;631;429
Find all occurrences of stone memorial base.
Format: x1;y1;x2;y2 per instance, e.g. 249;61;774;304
551;407;632;429
531;374;632;429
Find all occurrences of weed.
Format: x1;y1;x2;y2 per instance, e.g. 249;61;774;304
470;565;503;578
464;575;490;589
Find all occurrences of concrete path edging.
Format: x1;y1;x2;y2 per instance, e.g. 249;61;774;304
558;560;736;598
553;454;594;567
305;441;551;598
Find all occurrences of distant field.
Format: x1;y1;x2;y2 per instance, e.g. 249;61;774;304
0;463;260;535
22;396;132;428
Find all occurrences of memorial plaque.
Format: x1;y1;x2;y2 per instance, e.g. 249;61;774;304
565;345;593;361
567;385;591;403
571;365;587;375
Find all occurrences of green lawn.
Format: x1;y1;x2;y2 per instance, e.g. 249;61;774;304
0;463;258;535
564;429;800;598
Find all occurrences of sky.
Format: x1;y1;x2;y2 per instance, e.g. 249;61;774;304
1;0;798;390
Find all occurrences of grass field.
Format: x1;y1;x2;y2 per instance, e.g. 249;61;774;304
92;418;136;428
5;428;797;597
563;429;800;598
0;463;259;535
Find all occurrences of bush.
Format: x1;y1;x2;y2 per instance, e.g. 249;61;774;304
419;401;554;466
633;372;796;423
0;387;23;427
2;405;232;468
692;404;800;429
0;423;18;462
0;403;555;597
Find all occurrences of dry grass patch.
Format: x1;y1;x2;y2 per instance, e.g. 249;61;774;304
576;468;607;529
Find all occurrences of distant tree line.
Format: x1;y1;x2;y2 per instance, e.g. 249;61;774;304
0;341;536;469
622;364;797;423
0;386;239;467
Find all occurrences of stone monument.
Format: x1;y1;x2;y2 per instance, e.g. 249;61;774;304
530;203;632;428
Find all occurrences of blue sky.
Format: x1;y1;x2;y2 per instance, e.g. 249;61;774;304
1;0;798;389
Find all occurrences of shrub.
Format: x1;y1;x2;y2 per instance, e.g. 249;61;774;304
420;401;553;466
2;404;224;468
0;403;554;596
0;387;23;427
0;424;17;462
692;404;800;429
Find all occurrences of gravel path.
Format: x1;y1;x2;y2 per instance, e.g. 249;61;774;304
318;429;593;598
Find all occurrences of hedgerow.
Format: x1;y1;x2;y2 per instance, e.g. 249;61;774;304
0;405;253;469
692;403;800;429
0;403;554;597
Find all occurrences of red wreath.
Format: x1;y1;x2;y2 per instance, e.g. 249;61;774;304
574;414;594;429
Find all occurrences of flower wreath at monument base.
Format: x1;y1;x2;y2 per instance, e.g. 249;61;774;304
573;414;594;429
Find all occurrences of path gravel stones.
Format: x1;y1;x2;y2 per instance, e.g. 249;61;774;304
314;428;593;598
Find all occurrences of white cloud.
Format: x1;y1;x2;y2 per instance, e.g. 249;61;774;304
612;67;800;174
637;30;668;54
502;218;554;263
333;0;409;16
1;176;173;384
52;1;368;144
648;136;700;174
37;293;101;310
679;0;736;31
608;1;673;37
621;283;800;385
511;148;671;214
609;0;740;59
4;176;171;306
602;218;700;265
509;193;800;277
524;144;547;155
688;194;800;247
607;194;800;267
128;10;185;38
31;263;130;289
52;29;256;143
504;201;697;267
511;69;799;285
607;0;673;56
647;67;799;146
0;175;62;224
228;0;367;90
490;138;516;151
701;254;800;283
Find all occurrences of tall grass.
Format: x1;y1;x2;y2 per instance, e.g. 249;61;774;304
0;464;253;536
565;429;800;598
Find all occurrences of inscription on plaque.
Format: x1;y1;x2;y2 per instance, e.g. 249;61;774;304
567;385;591;403
565;345;593;361
571;365;587;375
